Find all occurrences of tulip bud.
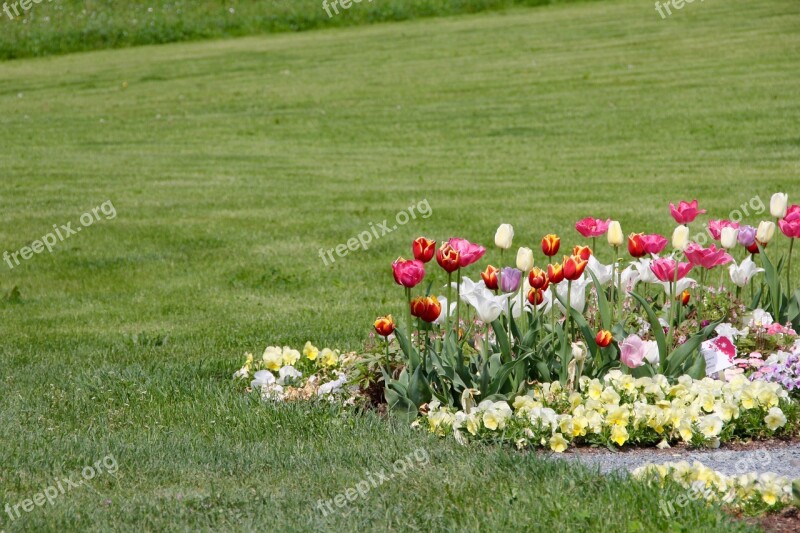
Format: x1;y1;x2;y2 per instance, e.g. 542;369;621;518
547;263;564;284
495;223;514;250
627;233;646;258
373;315;395;337
421;296;441;323
481;265;499;291
595;330;613;348
436;243;460;273
516;247;534;272
607;221;623;247
528;267;548;290
672;225;690;251
680;290;690;306
527;287;544;306
720;227;738;250
572;245;592;261
541;234;560;257
410;297;427;318
412;237;436;263
562;255;588;281
757;221;776;244
770;193;788;219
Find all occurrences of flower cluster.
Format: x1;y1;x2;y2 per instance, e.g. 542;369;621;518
420;371;798;452
234;342;358;402
633;460;795;512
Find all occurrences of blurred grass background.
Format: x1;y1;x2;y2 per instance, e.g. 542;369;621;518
0;0;594;60
0;0;798;529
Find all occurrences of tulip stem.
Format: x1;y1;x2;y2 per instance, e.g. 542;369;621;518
566;280;573;340
456;268;462;343
447;271;453;345
405;287;412;332
787;238;794;295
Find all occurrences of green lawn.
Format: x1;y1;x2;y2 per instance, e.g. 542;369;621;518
1;0;798;530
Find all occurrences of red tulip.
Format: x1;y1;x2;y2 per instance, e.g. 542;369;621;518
627;233;646;258
595;330;613;348
779;205;800;238
410;296;441;323
448;238;486;267
562;255;588;281
421;296;442;323
374;315;395;337
746;241;762;254
412;237;436;263
527;287;544;306
547;263;564;284
541;234;561;257
392;257;425;288
528;267;549;290
669;199;706;225
572;245;592;261
575;218;611;238
410;296;428;318
649;257;693;282
481;265;499;290
436;243;460;273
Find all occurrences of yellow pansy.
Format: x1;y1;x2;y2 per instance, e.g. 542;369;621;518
610;425;628;446
549;433;569;453
764;407;787;431
303;341;319;361
320;348;339;367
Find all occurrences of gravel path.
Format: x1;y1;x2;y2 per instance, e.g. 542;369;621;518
547;441;800;478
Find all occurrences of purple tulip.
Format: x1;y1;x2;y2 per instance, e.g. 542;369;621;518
737;225;757;247
499;267;522;293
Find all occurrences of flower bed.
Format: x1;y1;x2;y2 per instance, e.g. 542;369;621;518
418;371;799;451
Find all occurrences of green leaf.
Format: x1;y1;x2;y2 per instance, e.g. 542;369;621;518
394;326;420;371
587;269;611;330
759;244;783;319
665;319;722;376
491;319;512;362
630;291;667;372
407;364;431;408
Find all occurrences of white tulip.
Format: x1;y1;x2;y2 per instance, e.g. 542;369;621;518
495;223;514;250
729;257;764;287
770;193;788;219
756;221;776;243
607;221;623;246
672;225;690;251
720;227;739;249
516;247;534;272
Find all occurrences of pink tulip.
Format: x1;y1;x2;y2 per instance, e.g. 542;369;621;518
575;217;611;238
669;200;706;225
620;335;646;368
391;257;425;288
640;234;667;255
707;219;740;240
684;243;733;270
779;205;800;238
649;257;693;282
448;238;486;268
